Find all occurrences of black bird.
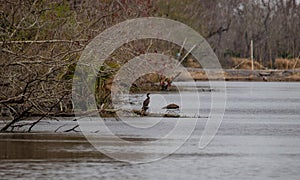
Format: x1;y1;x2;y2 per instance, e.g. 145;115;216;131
142;93;150;111
162;103;179;109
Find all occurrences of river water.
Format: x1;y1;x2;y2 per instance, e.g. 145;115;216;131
0;82;300;179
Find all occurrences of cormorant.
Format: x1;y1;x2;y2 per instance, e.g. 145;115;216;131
142;93;150;112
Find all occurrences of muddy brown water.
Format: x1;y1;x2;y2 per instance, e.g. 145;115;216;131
0;133;105;160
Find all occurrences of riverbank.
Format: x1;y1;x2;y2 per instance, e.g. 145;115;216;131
184;69;300;81
130;69;300;94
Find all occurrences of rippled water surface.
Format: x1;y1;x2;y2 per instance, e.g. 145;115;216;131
0;82;300;179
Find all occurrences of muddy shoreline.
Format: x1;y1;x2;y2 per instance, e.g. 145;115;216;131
185;69;300;82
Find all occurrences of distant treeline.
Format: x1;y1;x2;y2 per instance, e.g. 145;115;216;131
155;0;300;68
